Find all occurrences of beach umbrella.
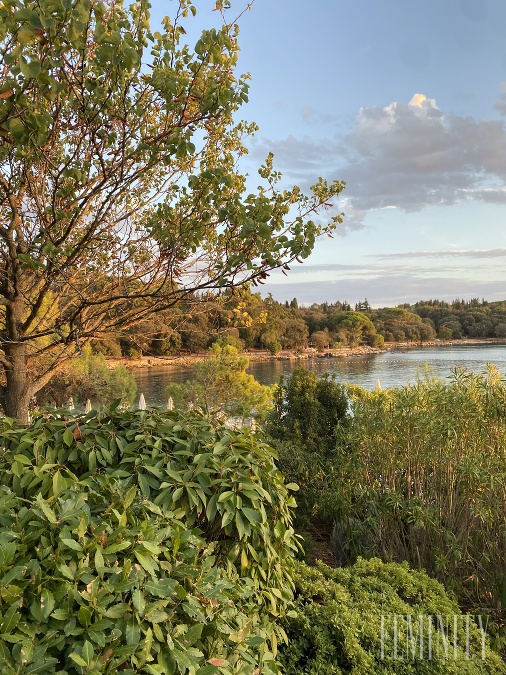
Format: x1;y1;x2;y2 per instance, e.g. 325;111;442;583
85;399;92;413
167;396;174;410
376;379;382;390
138;393;146;410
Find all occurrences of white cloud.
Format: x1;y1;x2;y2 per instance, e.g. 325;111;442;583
371;248;506;259
249;92;506;230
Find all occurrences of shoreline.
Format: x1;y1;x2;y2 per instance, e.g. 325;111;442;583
105;338;506;370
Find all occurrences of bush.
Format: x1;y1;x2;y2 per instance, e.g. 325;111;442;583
265;368;349;543
279;559;506;674
37;346;137;408
266;367;349;455
166;344;273;422
0;407;299;674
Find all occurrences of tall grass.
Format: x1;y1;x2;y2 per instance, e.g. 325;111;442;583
338;366;506;615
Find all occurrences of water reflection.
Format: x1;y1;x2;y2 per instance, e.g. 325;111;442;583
132;343;506;408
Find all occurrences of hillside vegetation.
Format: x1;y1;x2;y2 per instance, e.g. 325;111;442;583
100;291;506;358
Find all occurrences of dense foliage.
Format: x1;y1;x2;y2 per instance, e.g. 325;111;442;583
0;407;299;673
110;293;506;360
266;366;349;455
341;367;506;613
268;366;506;656
37;346;137;408
166;344;273;422
279;559;506;674
0;0;344;422
264;367;349;545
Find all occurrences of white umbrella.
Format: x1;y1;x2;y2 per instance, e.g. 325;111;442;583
138;393;146;410
85;399;92;413
167;396;174;410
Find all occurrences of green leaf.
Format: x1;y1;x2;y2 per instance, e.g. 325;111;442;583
138;472;150;498
62;427;74;446
245;636;265;646
144;578;184;599
242;507;262;523
19;57;42;79
123;485;137;508
17;26;34;47
69;652;88;667
0;600;21;634
51;609;69;620
95;546;105;572
132;588;145;616
40;589;55;619
57;563;74;580
125;616;140;645
218;490;234;503
53;470;64;496
134;550;156;576
13;454;32;465
235;511;245;538
61;538;82;551
82;640;94;665
104;541;131;554
35;494;57;524
105;603;129;619
78;605;92;628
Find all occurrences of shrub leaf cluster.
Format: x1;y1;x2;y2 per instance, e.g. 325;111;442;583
0;407;299;674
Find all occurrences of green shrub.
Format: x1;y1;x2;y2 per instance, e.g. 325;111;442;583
265;368;349;542
166;344;273;422
37;346;137;408
0;407;299;674
279;559;506;674
266;367;349;455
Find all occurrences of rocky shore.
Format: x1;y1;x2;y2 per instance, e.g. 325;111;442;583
105;337;506;371
106;345;386;370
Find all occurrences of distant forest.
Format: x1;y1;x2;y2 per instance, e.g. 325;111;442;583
97;290;506;357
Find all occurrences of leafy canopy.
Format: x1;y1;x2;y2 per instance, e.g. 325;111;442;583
0;0;345;420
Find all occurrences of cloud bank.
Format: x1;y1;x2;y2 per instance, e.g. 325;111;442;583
250;90;506;230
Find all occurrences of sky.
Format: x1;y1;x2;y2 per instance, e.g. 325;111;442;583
150;0;506;307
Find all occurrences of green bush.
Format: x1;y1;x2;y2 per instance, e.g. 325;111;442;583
265;368;349;543
166;344;273;422
37;346;137;408
279;559;506;674
0;407;299;674
266;367;349;455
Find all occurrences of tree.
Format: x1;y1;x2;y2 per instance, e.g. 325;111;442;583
0;0;345;421
310;328;331;352
166;343;273;421
329;311;377;347
266;366;349;454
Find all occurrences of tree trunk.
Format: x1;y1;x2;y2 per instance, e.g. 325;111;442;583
3;342;31;424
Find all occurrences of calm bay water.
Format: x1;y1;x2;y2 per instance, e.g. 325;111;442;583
132;343;506;408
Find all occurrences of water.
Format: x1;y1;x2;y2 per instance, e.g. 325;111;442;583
132;343;506;407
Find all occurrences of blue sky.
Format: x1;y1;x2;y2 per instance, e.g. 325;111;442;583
151;0;506;307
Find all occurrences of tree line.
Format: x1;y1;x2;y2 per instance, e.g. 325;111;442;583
104;291;506;357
